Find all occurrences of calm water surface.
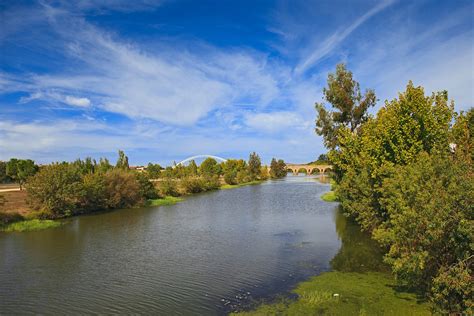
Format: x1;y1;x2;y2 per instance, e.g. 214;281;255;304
0;175;380;315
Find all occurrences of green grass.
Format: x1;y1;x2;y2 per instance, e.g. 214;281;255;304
221;180;263;190
147;196;184;206
1;219;62;232
321;191;337;202
234;272;431;316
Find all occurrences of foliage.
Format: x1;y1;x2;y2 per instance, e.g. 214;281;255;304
316;65;472;313
115;150;129;170
269;158;286;179
6;158;38;189
135;172;159;199
147;163;162;179
103;169;142;209
315;63;376;149
199;158;221;176
97;157;113;173
248;152;262;180
158;178;180;197
222;159;247;185
26;163;83;217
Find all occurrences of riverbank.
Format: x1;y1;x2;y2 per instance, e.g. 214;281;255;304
0;179;267;232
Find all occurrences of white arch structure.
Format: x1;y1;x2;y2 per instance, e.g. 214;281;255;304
175;155;227;167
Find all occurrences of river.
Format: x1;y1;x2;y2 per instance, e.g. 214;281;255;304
0;175;382;315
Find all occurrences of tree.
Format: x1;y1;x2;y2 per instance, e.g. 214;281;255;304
200;158;219;176
248;152;261;180
317;154;328;163
6;158;38;190
115;150;129;170
147;163;162;179
315;63;376;149
26;163;82;217
270;158;287;179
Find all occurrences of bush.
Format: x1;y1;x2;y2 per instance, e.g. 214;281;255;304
26;163;82;217
103;169;143;209
136;173;159;199
223;170;237;185
158;178;180;197
180;177;205;194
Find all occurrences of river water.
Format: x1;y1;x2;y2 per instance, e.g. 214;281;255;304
0;175;382;315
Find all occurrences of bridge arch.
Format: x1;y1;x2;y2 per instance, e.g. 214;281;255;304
175;155;228;167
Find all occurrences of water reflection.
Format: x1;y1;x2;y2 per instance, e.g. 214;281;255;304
330;207;388;273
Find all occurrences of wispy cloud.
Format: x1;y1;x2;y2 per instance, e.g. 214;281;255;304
294;0;395;75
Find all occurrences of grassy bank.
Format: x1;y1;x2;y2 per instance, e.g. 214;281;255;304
0;219;62;232
147;196;184;206
221;180;263;190
234;272;431;315
321;190;337;202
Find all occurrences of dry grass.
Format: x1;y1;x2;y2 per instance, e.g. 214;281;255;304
0;190;31;215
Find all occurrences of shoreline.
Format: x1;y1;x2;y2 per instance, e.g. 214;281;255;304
0;179;268;233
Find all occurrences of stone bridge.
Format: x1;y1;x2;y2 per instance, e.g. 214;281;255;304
286;163;332;175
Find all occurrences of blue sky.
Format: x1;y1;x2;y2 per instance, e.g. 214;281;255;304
0;0;473;166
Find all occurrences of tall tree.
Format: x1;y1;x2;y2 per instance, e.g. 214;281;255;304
315;63;376;149
6;159;38;190
200;158;219;176
115;150;129;170
248;152;261;180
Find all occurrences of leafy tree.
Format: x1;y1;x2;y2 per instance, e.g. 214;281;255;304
316;154;328;163
200;158;220;176
147;163;162;179
187;160;199;176
248;152;262;180
6;158;38;190
115;150;129;170
26;163;82;217
135;172;158;199
77;172;107;213
270;158;287;179
315;63;376;149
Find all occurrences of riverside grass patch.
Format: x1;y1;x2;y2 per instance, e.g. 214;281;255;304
321;190;337;202
147;196;184;206
234;272;431;316
1;219;62;232
221;180;263;190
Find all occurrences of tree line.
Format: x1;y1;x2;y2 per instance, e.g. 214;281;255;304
1;151;287;225
316;64;473;313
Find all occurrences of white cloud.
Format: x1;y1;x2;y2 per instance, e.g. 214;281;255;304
7;7;282;125
244;112;311;133
64;96;91;107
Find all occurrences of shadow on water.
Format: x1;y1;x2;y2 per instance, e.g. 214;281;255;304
330;206;389;273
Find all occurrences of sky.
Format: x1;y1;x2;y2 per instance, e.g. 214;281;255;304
0;0;473;166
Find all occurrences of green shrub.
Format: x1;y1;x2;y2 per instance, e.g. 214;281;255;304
180;177;205;194
158;178;180;197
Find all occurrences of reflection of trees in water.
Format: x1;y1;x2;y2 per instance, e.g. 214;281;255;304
330;207;390;273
